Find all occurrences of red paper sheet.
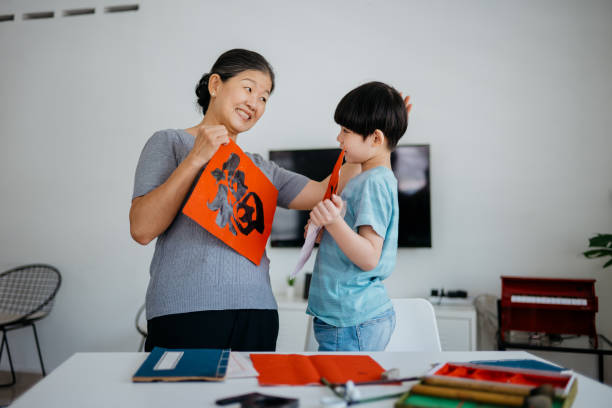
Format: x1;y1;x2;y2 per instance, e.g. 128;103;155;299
182;140;278;265
323;150;345;200
250;354;385;386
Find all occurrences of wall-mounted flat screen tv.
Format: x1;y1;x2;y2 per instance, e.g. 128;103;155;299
269;145;431;247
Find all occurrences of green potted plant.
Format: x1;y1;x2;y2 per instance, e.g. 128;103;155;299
583;233;612;268
286;276;296;299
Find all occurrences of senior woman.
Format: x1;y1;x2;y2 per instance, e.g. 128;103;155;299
130;49;359;352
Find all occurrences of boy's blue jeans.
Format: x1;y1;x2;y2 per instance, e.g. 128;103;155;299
313;307;396;351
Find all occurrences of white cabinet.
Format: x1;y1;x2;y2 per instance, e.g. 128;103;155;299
276;297;477;352
276;296;313;352
433;305;477;351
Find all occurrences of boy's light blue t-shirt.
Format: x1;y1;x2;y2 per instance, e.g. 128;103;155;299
307;166;399;327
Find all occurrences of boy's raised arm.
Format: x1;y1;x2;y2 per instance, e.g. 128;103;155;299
309;195;384;271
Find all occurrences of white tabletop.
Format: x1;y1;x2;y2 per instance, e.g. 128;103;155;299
10;351;612;407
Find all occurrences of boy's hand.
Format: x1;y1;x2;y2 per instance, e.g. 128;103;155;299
303;220;324;243
309;194;344;228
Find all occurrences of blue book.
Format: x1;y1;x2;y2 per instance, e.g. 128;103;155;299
132;347;230;382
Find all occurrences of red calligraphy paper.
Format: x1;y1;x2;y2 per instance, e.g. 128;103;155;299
182;140;278;265
250;353;385;386
324;150;345;200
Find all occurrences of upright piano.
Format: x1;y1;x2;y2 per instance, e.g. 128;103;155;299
500;276;599;347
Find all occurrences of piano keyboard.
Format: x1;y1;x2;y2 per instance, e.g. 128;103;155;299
510;295;587;306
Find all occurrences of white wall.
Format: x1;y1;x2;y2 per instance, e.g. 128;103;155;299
1;0;611;383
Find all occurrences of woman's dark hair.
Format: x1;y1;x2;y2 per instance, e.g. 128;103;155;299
334;81;408;150
195;49;275;112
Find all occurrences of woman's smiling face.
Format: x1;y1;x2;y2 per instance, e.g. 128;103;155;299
209;69;272;136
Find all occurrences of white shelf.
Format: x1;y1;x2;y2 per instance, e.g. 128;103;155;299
433;304;477;351
275;295;312;352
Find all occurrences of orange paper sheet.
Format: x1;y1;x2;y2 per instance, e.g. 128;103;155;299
250;354;385;386
182;140;278;265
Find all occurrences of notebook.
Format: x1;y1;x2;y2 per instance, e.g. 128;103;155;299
132;347;230;382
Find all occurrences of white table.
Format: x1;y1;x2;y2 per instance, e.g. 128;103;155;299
11;351;612;407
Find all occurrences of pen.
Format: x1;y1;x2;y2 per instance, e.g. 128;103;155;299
320;377;408;406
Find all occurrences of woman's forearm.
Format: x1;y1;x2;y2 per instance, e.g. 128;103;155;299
288;163;361;210
338;163;361;192
129;156;202;245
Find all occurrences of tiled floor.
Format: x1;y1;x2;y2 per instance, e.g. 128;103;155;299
0;371;42;407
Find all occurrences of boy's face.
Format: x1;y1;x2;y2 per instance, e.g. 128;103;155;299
336;127;376;164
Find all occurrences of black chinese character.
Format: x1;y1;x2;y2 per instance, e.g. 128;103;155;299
207;154;264;236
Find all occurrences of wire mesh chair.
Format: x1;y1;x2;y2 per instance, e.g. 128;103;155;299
135;303;147;352
0;264;61;386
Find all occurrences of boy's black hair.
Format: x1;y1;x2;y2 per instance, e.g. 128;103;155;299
195;49;275;113
334;81;408;150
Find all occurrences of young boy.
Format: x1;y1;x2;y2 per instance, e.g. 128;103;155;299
306;81;408;351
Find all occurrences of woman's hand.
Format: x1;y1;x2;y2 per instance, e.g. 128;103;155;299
186;124;230;168
400;93;412;115
130;125;229;245
309;194;344;228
